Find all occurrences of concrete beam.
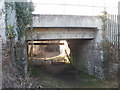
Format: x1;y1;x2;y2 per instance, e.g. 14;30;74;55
32;14;102;29
26;27;96;40
28;42;64;45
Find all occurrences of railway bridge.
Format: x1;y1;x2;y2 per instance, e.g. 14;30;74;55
26;15;104;79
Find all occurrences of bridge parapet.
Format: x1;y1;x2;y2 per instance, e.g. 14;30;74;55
32;14;102;29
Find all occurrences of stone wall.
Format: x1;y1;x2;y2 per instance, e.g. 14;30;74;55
68;39;104;79
67;26;105;79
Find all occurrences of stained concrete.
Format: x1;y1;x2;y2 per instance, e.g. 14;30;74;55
26;27;97;40
68;39;104;79
32;15;102;29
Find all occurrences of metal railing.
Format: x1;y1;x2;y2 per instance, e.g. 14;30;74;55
106;14;119;47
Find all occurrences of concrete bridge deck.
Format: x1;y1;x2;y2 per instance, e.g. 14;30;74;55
32;14;102;29
26;15;102;40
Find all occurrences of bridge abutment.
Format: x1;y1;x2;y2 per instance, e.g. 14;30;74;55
68;39;104;79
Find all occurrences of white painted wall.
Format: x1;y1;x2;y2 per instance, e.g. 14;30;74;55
0;1;6;42
33;0;119;15
5;2;18;41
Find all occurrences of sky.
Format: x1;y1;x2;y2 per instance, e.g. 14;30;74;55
32;0;120;16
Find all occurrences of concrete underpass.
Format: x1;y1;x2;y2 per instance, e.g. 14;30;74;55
26;14;104;79
2;1;119;88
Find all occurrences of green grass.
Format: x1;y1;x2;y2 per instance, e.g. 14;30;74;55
29;66;43;77
29;66;73;88
85;79;103;88
79;73;95;80
77;73;106;88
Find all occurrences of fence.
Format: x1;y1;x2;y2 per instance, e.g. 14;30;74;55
106;14;119;47
104;14;119;80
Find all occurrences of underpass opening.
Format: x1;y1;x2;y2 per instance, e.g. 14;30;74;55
26;39;101;83
26;38;95;74
27;40;71;66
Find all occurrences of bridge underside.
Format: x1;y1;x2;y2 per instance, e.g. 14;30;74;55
26;27;105;79
26;27;97;40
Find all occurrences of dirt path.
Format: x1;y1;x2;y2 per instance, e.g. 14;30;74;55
28;64;117;88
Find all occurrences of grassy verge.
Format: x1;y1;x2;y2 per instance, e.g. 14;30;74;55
29;65;117;88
